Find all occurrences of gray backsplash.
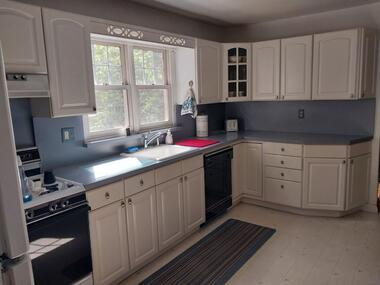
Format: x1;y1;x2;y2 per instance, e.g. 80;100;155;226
10;99;375;170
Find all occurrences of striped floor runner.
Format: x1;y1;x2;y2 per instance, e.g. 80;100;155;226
140;219;276;285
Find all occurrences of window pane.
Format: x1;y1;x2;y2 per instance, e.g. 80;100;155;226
109;66;122;85
88;90;126;132
138;89;168;125
133;48;165;85
108;46;121;65
92;44;107;65
94;65;108;85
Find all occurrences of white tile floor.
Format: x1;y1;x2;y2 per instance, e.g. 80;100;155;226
120;203;380;285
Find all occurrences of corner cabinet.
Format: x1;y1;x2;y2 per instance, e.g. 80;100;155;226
280;35;312;100
196;39;222;104
222;43;251;102
89;200;130;285
312;28;378;100
0;0;47;73
252;40;280;101
42;8;96;117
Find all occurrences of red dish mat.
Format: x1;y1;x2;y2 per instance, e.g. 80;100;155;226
176;139;219;148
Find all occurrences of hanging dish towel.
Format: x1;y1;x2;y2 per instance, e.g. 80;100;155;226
181;81;198;118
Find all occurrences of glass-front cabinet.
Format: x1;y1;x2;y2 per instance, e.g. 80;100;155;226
222;43;251;102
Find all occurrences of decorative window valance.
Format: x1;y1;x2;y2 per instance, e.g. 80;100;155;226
90;19;195;48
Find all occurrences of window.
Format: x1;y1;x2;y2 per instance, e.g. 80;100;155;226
84;39;173;140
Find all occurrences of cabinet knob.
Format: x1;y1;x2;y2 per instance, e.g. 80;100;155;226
280;160;284;165
350;159;354;165
342;160;346;164
281;173;284;177
281;148;285;152
361;93;365;98
93;106;97;111
127;198;132;205
281;185;284;189
180;177;183;183
140;179;144;186
350;94;355;99
276;95;279;99
184;176;188;181
121;200;126;207
105;192;110;199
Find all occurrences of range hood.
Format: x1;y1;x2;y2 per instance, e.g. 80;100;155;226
6;73;50;98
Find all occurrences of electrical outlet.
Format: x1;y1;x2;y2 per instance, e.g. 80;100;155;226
61;127;75;143
298;109;305;119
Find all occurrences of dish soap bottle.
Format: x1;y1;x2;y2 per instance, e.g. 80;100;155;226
17;156;32;202
165;129;173;145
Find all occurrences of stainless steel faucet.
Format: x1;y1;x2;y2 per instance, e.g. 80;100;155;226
143;131;162;148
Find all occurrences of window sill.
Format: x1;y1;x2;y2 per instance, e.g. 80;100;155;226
84;126;182;147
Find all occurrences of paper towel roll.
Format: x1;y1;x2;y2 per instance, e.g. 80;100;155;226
196;115;208;137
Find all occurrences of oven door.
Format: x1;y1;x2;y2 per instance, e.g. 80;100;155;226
27;204;92;285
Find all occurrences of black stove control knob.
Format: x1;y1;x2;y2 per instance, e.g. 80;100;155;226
61;200;69;208
49;203;58;212
25;210;34;220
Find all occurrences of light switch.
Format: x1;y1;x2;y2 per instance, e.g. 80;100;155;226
61;127;75;143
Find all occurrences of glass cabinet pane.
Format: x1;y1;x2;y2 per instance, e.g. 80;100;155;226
228;48;237;64
238;65;247;80
238;82;247;97
238;48;247;63
228;82;237;97
228;65;237;81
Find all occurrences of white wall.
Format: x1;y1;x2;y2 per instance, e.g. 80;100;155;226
14;0;224;41
225;2;380;212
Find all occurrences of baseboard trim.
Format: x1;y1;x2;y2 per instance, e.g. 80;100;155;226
362;203;378;213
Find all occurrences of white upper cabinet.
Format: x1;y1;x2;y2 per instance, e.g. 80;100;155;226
222;43;251;102
196;39;222;104
252;40;280;101
281;35;312;100
42;8;96;117
0;0;46;73
312;28;377;100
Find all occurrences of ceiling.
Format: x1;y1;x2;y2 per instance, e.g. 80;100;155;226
132;0;380;25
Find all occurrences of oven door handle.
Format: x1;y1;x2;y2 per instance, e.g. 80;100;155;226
27;202;89;225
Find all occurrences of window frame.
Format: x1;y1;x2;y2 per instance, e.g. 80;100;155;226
84;37;175;141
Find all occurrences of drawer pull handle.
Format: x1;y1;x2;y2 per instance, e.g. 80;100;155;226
281;185;284;189
140;179;144;186
105;192;110;199
127;198;132;205
281;148;285;152
281;173;284;177
280;160;284;165
121;201;126;207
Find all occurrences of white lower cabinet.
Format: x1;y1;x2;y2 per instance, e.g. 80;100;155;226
243;143;263;198
303;158;347;210
183;168;205;232
156;177;184;251
126;187;158;269
89;200;129;285
232;144;245;200
346;154;371;210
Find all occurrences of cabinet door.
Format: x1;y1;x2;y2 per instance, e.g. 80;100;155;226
196;39;222;104
89;201;129;285
281;35;312;100
252;40;280;101
183;168;205;233
126;187;158;269
222;43;251;102
156;177;184;251
360;29;378;99
0;0;46;73
244;143;263;198
303;158;346;210
312;29;359;100
232;143;245;200
43;9;96;117
346;154;371;210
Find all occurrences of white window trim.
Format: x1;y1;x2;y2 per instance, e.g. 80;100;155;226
84;37;176;141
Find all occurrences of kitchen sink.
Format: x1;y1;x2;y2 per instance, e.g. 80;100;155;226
122;145;196;161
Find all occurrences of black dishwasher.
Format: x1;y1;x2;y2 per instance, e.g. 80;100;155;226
204;148;233;222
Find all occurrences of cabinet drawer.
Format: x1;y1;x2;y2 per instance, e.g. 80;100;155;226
264;166;302;182
304;145;347;158
264;178;301;207
155;162;182;185
182;155;203;174
124;170;155;197
263;154;302;169
263;142;302;156
87;181;124;210
348;141;371;157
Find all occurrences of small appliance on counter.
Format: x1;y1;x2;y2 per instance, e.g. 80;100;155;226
225;119;238;132
196;114;208;137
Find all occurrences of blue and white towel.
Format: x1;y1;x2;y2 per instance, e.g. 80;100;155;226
181;85;198;118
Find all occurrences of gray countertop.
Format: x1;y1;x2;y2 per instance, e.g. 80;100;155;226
55;131;372;190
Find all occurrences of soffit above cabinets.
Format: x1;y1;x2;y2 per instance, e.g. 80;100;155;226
133;0;380;25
